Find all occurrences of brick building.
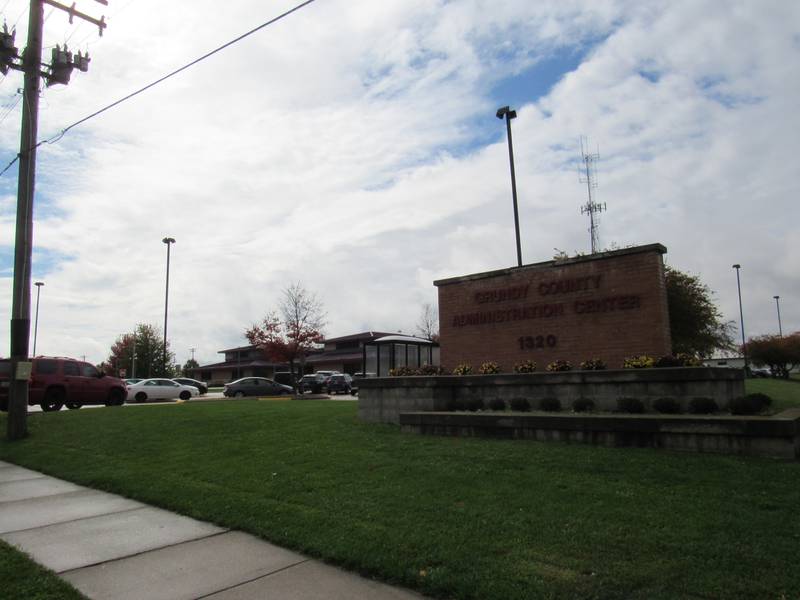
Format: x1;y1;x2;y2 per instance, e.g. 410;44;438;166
434;244;671;370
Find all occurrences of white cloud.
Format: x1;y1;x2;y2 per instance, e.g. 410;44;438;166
0;0;798;365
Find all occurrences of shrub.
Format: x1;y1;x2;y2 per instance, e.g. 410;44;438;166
466;397;484;412
729;393;773;415
623;355;655;369
617;397;645;414
579;358;606;370
688;397;718;415
389;366;418;376
655;354;704;368
487;398;506;411
452;363;473;375
509;397;531;412
513;360;537;373
478;361;501;374
539;397;562;412
418;364;445;376
654;355;683;368
653;397;681;414
572;398;595;412
546;360;572;372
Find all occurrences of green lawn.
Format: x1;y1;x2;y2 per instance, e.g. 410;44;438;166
1;401;799;600
745;377;800;412
0;539;86;600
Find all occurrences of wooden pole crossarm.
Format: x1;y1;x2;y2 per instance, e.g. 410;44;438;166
42;0;107;36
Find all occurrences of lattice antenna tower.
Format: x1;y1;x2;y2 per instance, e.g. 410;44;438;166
578;136;605;253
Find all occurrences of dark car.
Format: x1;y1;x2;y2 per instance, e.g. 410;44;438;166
172;377;208;394
299;373;327;394
0;356;127;412
273;372;297;388
223;377;292;398
327;373;354;395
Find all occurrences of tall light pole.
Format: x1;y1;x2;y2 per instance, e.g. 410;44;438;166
162;237;176;376
732;264;747;372
496;106;522;267
32;281;44;356
773;295;783;337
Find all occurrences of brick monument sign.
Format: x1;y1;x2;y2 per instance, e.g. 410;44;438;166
434;244;672;370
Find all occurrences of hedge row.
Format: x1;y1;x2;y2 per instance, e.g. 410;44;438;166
443;393;772;416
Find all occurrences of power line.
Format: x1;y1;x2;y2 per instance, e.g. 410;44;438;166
44;0;319;144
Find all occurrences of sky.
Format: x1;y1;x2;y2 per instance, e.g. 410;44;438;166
0;0;798;367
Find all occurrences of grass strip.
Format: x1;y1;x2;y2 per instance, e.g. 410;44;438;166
0;539;86;600
0;399;799;599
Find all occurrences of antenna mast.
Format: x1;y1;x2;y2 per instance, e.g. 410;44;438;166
578;136;605;253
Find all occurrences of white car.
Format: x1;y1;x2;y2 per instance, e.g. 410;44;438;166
126;378;200;403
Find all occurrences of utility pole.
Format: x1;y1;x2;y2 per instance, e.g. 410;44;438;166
4;0;107;441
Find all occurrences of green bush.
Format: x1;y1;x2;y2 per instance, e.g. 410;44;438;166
478;361;501;374
729;393;772;415
655;354;704;368
487;398;506;411
452;364;473;375
509;397;531;412
466;397;484;412
513;360;537;373
546;360;572;372
389;366;418;376
653;397;681;414
571;398;595;412
688;397;718;414
617;397;645;413
539;397;562;412
623;355;655;369
579;358;606;370
418;365;445;376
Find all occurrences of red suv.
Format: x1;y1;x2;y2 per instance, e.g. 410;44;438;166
0;356;127;412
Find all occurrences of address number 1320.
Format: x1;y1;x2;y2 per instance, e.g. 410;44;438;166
518;335;557;350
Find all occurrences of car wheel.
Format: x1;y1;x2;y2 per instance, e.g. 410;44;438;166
106;388;126;407
135;392;147;403
179;390;191;400
65;402;82;410
234;391;245;398
41;388;65;412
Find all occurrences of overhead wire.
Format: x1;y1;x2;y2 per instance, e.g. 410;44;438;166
2;0;320;170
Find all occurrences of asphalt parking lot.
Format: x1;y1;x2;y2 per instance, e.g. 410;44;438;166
24;391;357;412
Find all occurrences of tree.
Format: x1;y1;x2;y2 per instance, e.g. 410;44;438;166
246;283;326;386
416;302;439;342
182;358;199;376
745;332;800;379
107;324;176;378
664;266;735;357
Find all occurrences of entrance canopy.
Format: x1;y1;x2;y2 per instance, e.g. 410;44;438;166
363;335;440;377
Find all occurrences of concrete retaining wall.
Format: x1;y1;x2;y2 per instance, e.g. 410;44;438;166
399;410;800;460
358;368;745;425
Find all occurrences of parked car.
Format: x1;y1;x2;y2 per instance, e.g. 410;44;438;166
750;367;771;378
299;373;327;394
172;377;208;394
223;377;293;398
124;378;142;386
0;356;127;412
273;372;297;388
126;378;200;403
327;373;354;395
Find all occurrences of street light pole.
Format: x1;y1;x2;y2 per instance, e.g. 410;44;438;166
773;295;783;337
496;106;522;267
732;264;747;373
162;237;176;376
32;281;44;356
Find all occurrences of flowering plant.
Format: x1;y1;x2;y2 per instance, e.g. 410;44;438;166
579;358;606;370
623;355;655;369
478;361;501;374
452;363;473;375
513;360;537;373
546;360;572;372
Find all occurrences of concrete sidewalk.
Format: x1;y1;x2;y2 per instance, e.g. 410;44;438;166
0;461;425;600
